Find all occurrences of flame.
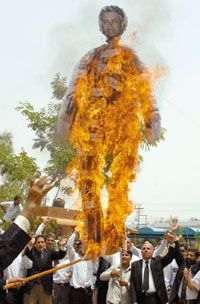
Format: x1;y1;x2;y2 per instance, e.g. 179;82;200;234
67;38;157;259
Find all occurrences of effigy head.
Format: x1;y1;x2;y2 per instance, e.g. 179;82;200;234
99;5;128;39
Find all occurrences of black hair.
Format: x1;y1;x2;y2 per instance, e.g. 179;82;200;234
14;195;21;201
187;248;199;258
45;233;55;241
180;244;188;251
126;250;133;257
35;235;45;242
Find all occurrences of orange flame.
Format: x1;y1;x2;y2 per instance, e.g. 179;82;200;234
67;38;157;258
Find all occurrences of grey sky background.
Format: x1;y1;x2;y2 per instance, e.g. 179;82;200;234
0;0;200;221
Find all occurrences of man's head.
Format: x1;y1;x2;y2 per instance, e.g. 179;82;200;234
156;238;162;247
74;239;85;256
126;237;132;251
34;235;46;252
99;5;128;39
45;233;55;249
180;244;187;258
14;195;21;205
52;198;65;208
141;241;154;260
186;248;199;266
122;250;132;267
74;239;82;252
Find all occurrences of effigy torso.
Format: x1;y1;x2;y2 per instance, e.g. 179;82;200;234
69;39;151;155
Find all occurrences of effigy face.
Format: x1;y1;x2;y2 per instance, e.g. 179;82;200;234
101;11;123;39
99;5;128;39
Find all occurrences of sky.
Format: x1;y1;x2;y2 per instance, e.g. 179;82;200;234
0;0;200;222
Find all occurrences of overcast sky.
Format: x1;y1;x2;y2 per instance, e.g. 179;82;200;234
0;0;200;222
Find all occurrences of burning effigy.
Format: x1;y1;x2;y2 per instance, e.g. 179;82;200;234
58;5;161;258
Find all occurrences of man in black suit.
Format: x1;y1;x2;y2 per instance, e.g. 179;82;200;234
0;175;54;298
130;235;181;304
169;248;200;304
24;235;67;304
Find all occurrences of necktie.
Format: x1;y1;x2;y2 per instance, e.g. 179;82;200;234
142;260;149;292
180;277;187;301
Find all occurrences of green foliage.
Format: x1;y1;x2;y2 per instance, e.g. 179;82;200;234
51;73;67;100
30;216;58;236
0;132;38;203
16;73;75;182
140;123;166;151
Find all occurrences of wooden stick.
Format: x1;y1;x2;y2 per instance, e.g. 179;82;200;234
3;258;83;289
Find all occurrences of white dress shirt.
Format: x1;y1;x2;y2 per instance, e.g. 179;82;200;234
165;259;179;289
1;201;23;221
35;222;45;236
142;259;156;292
192;270;200;291
3;253;33;280
178;272;198;300
66;232;97;289
100;265;131;304
53;257;72;284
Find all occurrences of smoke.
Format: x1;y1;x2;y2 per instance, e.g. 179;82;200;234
48;0;171;82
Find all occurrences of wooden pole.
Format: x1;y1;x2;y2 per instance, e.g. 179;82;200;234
3;258;83;290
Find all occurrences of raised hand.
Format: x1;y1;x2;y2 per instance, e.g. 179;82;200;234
27;174;55;206
20;174;55;222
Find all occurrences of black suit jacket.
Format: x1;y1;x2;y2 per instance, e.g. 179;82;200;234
95;257;111;304
130;243;180;304
24;247;66;295
0;223;30;293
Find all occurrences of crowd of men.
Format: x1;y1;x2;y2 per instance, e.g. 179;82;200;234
0;178;200;304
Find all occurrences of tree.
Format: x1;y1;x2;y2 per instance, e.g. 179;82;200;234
0;131;38;203
16;74;75;184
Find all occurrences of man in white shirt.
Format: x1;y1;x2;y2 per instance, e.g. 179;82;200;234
3;251;33;304
184;268;200;293
0;195;23;222
100;249;133;304
53;253;72;304
66;231;98;304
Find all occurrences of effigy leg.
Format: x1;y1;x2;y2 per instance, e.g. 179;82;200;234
78;152;105;257
104;135;140;255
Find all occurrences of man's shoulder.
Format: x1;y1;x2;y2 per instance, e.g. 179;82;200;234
131;258;142;267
